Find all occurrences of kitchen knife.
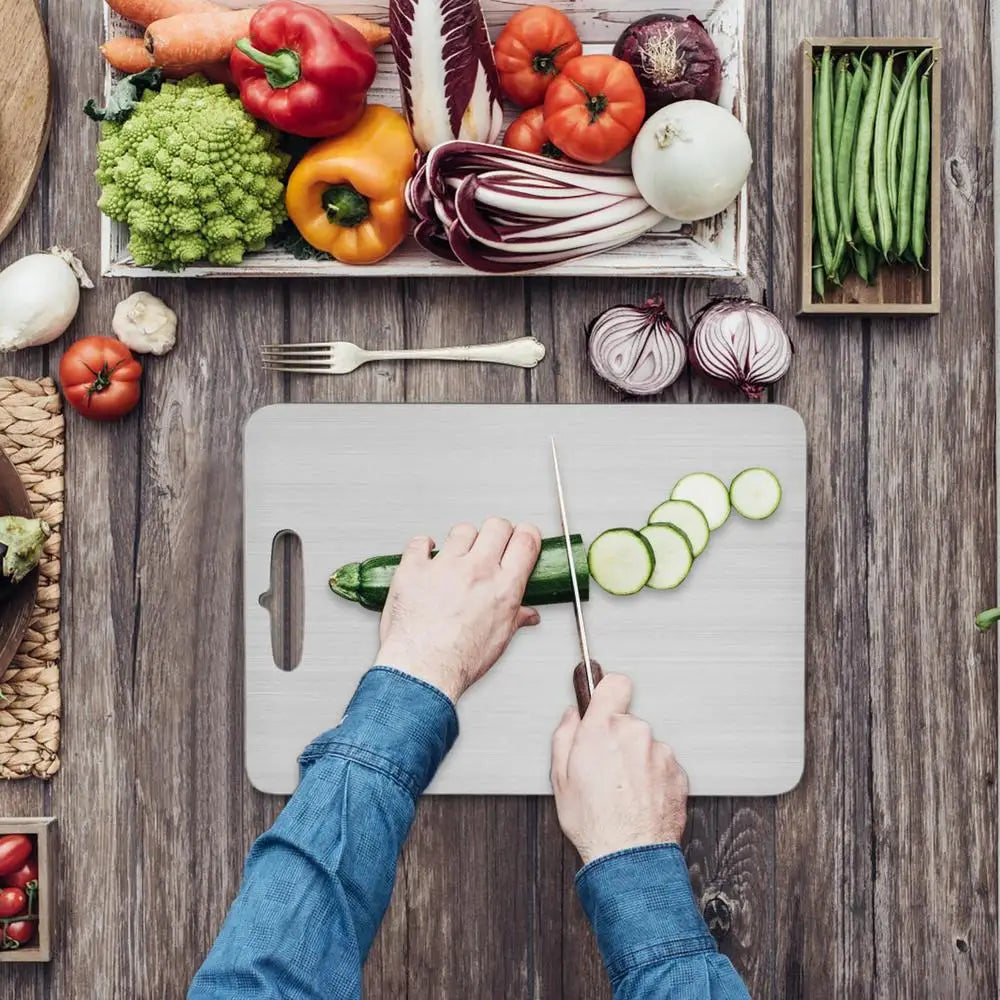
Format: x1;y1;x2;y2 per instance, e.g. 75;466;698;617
550;438;604;715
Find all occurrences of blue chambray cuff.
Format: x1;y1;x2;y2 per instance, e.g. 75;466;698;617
298;666;459;798
576;844;718;983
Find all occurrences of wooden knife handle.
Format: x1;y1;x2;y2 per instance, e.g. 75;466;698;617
573;660;604;716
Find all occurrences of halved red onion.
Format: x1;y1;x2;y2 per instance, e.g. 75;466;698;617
689;299;793;399
587;297;686;396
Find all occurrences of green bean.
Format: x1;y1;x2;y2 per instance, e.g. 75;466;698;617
911;70;931;264
836;65;866;240
831;226;846;278
887;53;912;214
887;49;930;214
853;52;882;248
852;229;870;283
813;67;835;276
813;239;826;299
817;48;839;237
872;51;895;256
832;56;849;170
895;57;920;255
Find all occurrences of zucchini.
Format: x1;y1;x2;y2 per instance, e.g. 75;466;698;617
647;499;710;557
329;534;589;610
730;467;782;520
638;523;693;590
587;528;655;596
670;472;731;530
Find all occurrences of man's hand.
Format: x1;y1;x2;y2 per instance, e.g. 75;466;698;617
550;674;688;865
376;519;543;703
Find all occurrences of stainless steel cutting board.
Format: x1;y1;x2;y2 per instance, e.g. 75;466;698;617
244;404;807;796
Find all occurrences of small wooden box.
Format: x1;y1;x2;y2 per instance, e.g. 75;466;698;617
798;37;941;315
0;817;54;962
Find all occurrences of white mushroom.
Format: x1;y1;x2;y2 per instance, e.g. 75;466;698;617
112;292;177;356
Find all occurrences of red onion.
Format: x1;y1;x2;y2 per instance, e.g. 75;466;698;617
689;299;793;399
587;297;685;396
613;14;722;117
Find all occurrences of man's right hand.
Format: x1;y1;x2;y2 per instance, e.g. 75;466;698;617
550;674;689;866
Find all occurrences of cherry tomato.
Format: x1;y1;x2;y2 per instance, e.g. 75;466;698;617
494;6;582;107
0;836;31;877
1;857;38;890
4;919;35;945
59;337;142;422
0;887;26;918
503;107;564;159
543;55;646;164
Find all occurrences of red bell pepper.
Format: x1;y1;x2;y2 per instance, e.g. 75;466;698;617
230;0;376;139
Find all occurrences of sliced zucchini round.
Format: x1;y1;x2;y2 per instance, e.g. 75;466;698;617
638;523;693;590
647;499;711;557
588;528;655;596
670;472;731;530
730;467;782;520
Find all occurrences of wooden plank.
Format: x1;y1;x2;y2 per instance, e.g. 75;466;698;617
0;4;51;992
386;279;536;997
769;0;878;994
124;280;284;998
863;0;997;994
279;275;410;997
678;0;777;992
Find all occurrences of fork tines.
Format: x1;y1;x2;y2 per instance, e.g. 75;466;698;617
261;342;335;373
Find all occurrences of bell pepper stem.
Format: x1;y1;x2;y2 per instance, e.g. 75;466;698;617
322;185;371;227
235;38;302;89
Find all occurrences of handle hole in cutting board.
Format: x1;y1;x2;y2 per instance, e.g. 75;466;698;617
258;530;304;672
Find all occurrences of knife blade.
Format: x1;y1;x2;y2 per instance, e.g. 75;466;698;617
550;437;603;714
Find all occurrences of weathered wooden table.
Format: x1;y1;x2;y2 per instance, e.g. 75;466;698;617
0;0;996;996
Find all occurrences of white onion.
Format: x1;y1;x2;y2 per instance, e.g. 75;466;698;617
587;297;686;396
630;100;752;221
0;247;92;352
689;299;793;399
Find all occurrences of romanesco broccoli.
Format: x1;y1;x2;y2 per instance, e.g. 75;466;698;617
95;76;290;268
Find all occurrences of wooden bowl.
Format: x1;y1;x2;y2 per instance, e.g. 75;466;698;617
0;445;38;675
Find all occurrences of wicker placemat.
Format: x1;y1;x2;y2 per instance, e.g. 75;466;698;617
0;378;63;780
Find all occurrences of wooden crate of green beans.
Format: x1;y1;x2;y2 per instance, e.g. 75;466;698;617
799;38;941;315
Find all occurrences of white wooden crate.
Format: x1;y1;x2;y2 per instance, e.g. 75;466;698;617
100;0;748;278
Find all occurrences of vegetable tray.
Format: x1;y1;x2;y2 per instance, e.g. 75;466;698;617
0;817;54;963
99;0;749;279
798;37;941;315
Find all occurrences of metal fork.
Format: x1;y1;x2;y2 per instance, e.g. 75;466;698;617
261;336;546;374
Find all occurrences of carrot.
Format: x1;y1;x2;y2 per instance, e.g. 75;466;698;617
105;0;221;29
331;14;391;49
144;8;253;66
101;36;232;84
101;36;156;73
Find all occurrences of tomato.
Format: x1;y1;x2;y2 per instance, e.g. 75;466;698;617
4;919;35;945
0;836;31;877
1;857;38;889
503;107;564;159
0;887;26;918
494;6;582;107
543;55;646;165
59;337;142;422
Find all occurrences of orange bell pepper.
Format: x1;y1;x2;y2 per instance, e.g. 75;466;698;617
285;105;417;264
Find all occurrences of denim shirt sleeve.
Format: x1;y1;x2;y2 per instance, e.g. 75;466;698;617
577;844;752;1000
188;666;457;1000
